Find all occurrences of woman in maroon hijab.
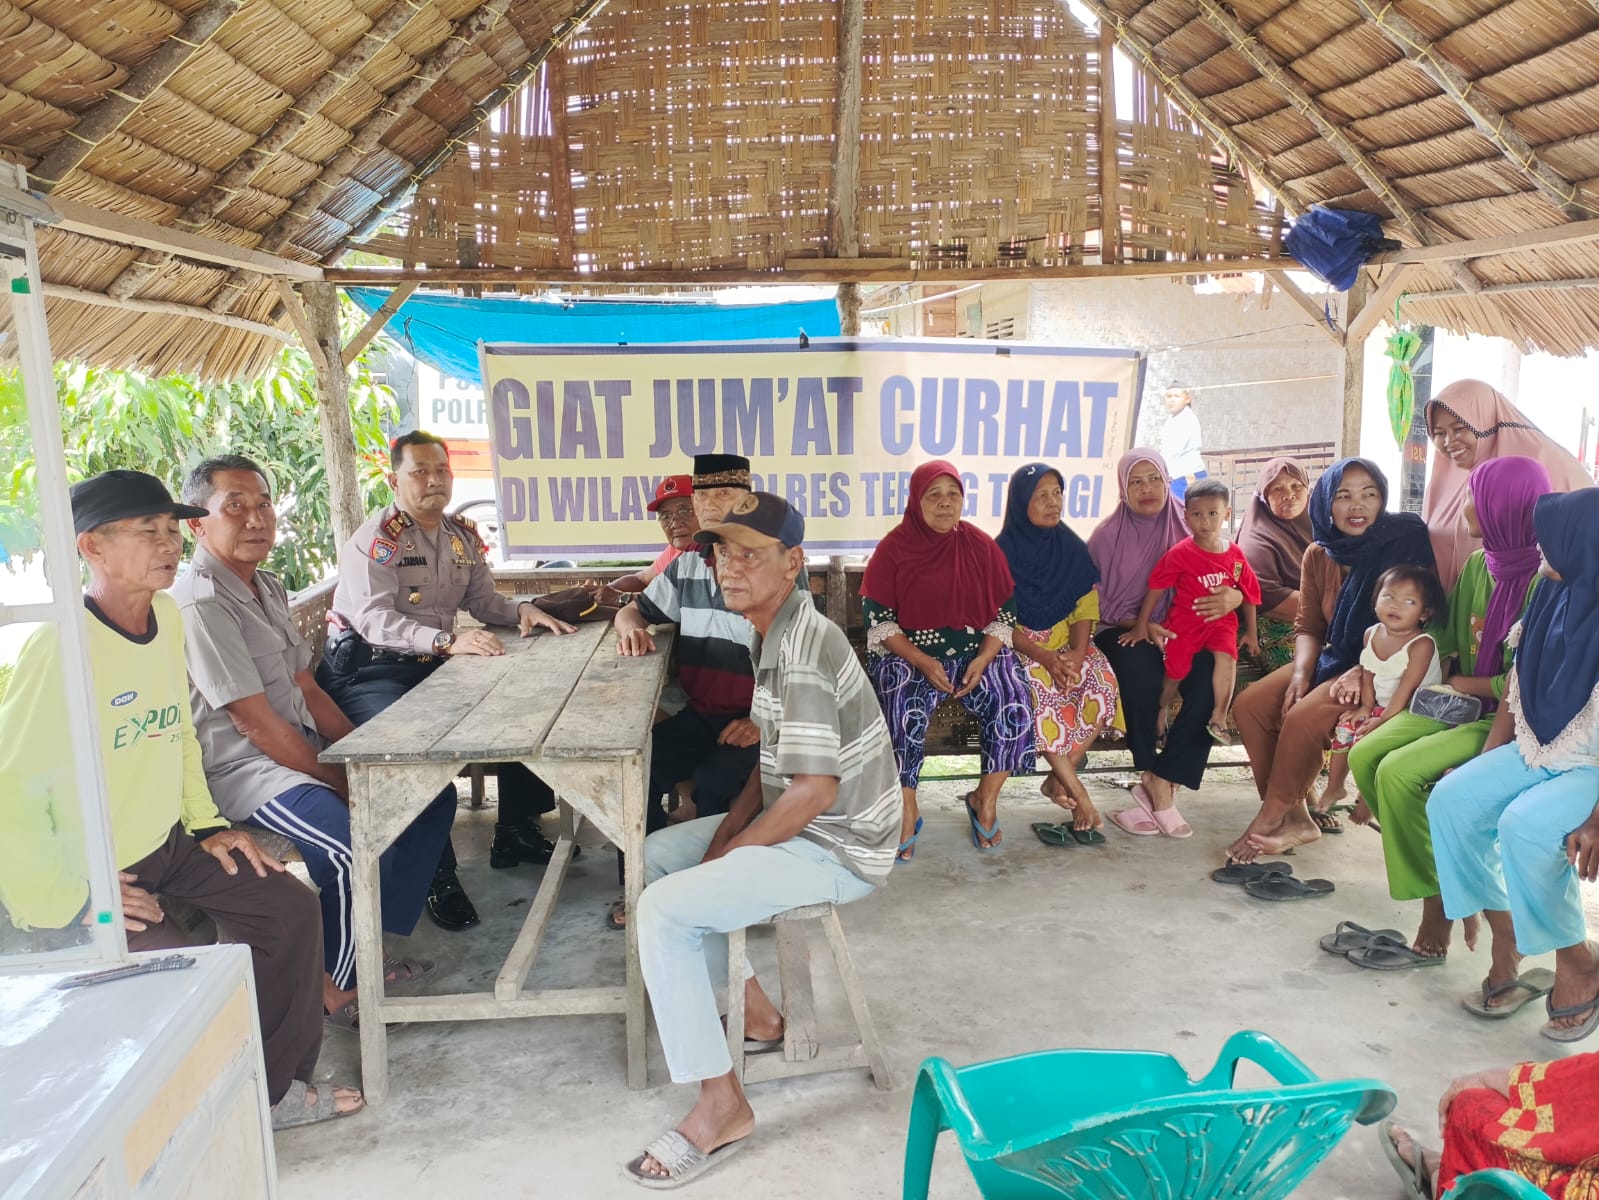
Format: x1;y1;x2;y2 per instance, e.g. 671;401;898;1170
862;461;1036;858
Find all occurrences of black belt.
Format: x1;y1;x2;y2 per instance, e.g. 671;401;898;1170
369;647;439;666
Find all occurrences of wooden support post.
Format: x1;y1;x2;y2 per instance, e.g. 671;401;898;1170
302;281;366;547
1097;26;1120;264
1345;265;1416;344
1340;272;1371;458
827;0;865;259
342;282;418;366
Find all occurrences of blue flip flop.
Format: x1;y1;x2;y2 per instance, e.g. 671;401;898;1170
896;816;924;863
964;793;1001;851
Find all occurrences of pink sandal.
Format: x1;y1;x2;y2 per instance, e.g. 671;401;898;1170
1133;782;1194;839
1110;806;1160;836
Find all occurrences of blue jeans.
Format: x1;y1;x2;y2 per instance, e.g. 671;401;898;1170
248;782;455;988
1428;743;1599;956
1169;468;1208;501
638;816;875;1083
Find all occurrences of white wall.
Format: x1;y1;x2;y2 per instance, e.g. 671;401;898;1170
1025;277;1345;459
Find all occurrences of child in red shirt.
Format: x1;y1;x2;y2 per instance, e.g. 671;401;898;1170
1127;479;1261;745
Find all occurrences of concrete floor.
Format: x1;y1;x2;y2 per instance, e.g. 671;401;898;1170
275;770;1598;1199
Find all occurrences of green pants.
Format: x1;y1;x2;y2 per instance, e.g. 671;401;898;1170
1346;711;1493;901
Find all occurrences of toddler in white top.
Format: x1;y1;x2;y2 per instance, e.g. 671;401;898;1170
1332;564;1448;754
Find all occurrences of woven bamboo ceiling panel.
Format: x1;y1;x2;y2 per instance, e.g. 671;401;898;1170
6;0;1599;377
366;0;1280;274
1095;0;1599;353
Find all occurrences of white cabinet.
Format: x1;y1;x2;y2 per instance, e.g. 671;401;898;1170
0;945;276;1200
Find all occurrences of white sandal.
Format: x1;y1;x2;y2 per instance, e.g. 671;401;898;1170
623;1129;752;1189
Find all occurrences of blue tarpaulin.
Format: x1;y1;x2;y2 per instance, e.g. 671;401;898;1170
346;288;841;384
1283;205;1401;291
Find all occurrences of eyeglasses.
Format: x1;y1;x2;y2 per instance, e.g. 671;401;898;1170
657;506;694;524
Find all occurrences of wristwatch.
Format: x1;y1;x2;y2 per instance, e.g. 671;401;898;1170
432;630;456;655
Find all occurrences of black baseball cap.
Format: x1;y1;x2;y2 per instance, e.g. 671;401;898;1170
693;492;804;549
71;470;207;535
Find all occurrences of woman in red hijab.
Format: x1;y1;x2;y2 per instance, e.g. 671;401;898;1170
862;462;1035;858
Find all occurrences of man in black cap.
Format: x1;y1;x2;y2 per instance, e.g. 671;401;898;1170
614;453;761;842
0;470;358;1129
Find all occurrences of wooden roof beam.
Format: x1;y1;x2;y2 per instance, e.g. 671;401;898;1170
1369;215;1599;264
105;0;430;302
1075;0;1305;219
30;0;243;189
209;0;516;316
1352;0;1594;221
1186;0;1483;295
41;193;322;279
43;281;291;343
321;256;1305;285
825;0;864;260
1346;264;1418;343
1266;269;1343;344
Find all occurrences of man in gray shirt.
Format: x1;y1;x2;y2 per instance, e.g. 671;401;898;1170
172;455;454;1024
625;494;901;1188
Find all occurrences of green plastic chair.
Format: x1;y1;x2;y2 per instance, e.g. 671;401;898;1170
903;1030;1395;1200
1444;1170;1546;1198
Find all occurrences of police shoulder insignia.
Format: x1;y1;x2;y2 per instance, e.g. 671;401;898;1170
382;511;413;538
455;513;477;532
371;537;398;564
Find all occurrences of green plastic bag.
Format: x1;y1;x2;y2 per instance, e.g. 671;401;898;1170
1384;300;1421;448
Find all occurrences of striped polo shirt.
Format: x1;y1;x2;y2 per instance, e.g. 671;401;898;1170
751;585;902;884
636;547;755;716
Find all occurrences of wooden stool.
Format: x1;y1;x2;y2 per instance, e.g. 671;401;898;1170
724;902;892;1090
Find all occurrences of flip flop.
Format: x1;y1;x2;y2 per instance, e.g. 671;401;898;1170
1031;822;1074;847
606;899;627;932
1110;806;1160;836
1378;1121;1432;1200
964;794;1001;850
1206;722;1232;746
719;1016;784;1054
1211;861;1295;886
897;816;924;862
1318;920;1404;956
1347;933;1447;970
1242;874;1335;901
1463;969;1556;1019
323;1001;359;1030
624;1130;752;1189
1542;990;1599;1043
1069;826;1108;846
1309;809;1344;834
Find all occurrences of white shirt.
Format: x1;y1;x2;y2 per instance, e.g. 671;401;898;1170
1161;406;1205;478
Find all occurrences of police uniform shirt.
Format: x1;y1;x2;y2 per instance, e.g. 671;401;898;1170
328;503;524;654
170;543;322;822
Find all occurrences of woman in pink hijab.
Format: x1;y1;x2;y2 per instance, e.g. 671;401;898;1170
1424;379;1591;590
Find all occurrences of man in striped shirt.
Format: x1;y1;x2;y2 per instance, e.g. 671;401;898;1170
624;494;901;1189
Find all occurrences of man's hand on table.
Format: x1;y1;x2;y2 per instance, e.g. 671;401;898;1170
450;627;505;656
199;829;284;878
616;627;656;656
716;718;760;748
518;602;576;638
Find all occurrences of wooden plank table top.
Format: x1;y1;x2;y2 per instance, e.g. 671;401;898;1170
322;621;674;1102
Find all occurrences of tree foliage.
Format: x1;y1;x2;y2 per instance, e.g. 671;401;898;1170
2;331;398;591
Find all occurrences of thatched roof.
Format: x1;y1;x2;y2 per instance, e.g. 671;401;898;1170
6;0;1599;378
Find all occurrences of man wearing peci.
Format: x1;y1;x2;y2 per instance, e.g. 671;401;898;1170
317;431;576;932
172;455;453;1025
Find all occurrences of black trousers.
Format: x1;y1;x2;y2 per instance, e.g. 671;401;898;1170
646;708;759;833
316;657;556;872
1094;628;1216;791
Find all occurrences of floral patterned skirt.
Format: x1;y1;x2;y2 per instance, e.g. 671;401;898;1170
1258;615;1297;671
1018;619;1120;758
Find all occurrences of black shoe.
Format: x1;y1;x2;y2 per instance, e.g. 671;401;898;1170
425;868;480;931
489;822;580;869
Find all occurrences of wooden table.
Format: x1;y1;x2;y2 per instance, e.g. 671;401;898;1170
320;621;673;1103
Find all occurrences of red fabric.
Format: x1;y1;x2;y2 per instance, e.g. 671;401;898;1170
1163;617;1242;679
650;544;683;574
861;460;1014;631
1437;1056;1599;1199
1149;538;1262;638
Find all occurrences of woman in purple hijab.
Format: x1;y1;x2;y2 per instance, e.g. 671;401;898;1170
1345;456;1552;969
1087;450;1244;837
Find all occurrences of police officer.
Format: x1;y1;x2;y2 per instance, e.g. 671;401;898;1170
317;431;576;931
